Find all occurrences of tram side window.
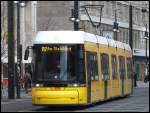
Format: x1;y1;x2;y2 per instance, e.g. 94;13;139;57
119;56;125;79
101;53;110;80
127;58;133;79
77;45;85;83
111;55;118;79
86;52;99;81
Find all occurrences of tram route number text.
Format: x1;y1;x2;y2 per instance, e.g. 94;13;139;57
41;46;72;52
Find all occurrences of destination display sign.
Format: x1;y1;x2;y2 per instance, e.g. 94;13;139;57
41;46;72;52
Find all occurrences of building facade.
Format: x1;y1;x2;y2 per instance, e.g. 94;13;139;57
79;1;149;81
1;1;149;82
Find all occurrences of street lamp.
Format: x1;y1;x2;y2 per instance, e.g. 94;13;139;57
113;22;119;32
69;9;75;21
14;1;27;7
113;9;119;41
69;1;80;31
20;2;26;7
144;24;149;66
144;24;149;39
69;4;104;33
144;25;149;82
14;1;19;4
69;9;80;23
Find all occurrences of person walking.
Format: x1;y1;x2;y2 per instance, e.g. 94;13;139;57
24;71;32;93
133;72;137;87
1;82;3;97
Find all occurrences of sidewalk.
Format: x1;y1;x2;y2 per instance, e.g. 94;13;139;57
1;87;31;101
136;81;149;88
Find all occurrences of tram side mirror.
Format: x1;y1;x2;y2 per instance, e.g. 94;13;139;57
24;47;29;60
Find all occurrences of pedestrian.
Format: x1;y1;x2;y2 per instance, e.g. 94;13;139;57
1;82;3;97
24;71;32;93
134;72;137;87
144;65;148;83
144;75;148;83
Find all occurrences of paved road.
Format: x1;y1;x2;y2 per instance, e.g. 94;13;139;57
1;87;149;112
79;87;149;112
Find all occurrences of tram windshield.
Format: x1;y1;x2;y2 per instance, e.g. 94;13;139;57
32;44;85;86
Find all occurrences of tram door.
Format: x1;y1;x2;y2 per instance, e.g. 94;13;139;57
101;53;109;99
119;56;125;95
86;52;98;103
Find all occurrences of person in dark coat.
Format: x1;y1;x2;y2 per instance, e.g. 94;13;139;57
133;72;137;87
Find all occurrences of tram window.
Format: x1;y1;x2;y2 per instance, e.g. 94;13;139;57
119;56;125;79
86;52;99;81
111;55;117;79
101;53;110;80
127;58;133;79
33;45;85;84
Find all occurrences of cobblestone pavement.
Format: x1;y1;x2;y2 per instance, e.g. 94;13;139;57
78;87;149;112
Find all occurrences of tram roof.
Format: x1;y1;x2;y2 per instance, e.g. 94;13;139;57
34;31;131;51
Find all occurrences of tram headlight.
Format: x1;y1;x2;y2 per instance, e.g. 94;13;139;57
32;84;43;87
73;83;78;87
36;84;40;87
68;83;79;87
67;83;85;87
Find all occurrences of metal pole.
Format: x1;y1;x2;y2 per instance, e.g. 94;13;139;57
20;5;25;78
99;6;103;36
145;31;148;82
16;3;21;98
74;1;78;31
146;38;147;61
129;4;135;88
129;5;133;50
8;1;15;99
145;24;148;64
114;10;117;41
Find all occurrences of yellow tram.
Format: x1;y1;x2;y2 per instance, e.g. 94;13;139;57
24;31;133;106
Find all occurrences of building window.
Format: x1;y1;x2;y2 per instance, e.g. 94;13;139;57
123;29;126;43
86;52;99;80
111;55;118;79
133;30;137;48
102;2;107;18
133;30;141;49
101;53;110;80
110;1;114;19
118;27;124;42
117;3;123;21
135;8;139;24
125;28;129;44
106;2;110;18
140;31;145;49
124;5;129;23
137;30;140;48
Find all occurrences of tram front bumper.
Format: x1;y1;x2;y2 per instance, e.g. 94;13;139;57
32;89;79;105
